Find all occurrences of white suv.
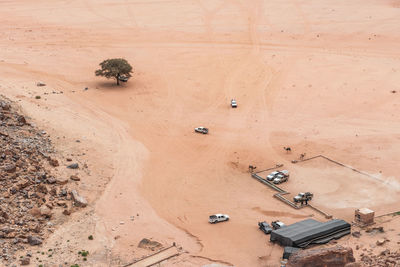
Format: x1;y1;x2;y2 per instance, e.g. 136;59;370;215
267;170;289;182
194;127;209;134
231;99;237;108
266;171;280;181
209;214;229;223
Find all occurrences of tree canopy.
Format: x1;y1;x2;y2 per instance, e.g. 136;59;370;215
95;58;133;85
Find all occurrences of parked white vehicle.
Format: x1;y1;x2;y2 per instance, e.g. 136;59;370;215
294;192;313;204
273;175;289;184
209;214;229;223
280;170;290;177
194;127;209;134
266;171;280;181
231;99;237;108
118;75;129;82
266;170;289;182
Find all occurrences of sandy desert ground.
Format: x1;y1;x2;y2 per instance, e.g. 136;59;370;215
1;0;400;266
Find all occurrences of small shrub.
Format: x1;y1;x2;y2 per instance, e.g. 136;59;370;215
88;235;93;240
80;250;89;257
35;95;41;99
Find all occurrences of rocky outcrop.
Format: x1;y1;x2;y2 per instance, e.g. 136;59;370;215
359;249;400;266
0;96;87;263
287;245;355;267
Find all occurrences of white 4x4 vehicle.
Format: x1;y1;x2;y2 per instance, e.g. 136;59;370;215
273;175;289;184
231;99;237;108
266;170;290;182
266;171;280;181
209;214;229;223
194;127;209;134
279;170;289;177
118;75;129;82
273;170;290;184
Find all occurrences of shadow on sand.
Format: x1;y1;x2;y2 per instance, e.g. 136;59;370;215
94;81;134;92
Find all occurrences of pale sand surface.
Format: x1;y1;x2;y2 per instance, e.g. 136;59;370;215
0;0;400;266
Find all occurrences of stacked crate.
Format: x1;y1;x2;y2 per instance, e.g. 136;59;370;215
355;208;375;226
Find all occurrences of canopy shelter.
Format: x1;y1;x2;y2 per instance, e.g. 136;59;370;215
270;219;351;248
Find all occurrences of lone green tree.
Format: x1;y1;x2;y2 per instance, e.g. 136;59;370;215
95;58;133;85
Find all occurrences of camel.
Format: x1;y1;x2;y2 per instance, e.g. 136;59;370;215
248;165;257;173
283;147;292;153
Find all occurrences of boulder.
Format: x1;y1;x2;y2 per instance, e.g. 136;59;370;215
63;209;72;215
70;190;87;207
0;210;9;219
36;82;46;86
17;115;26;125
48;158;59;167
29;207;41;218
67;163;79;169
20;257;30;265
36;184;48;194
39;206;52;218
46;177;56;184
49;187;57;196
4;163;16;173
287;245;355;267
56;201;67;207
366;227;384;233
0;100;11;110
379;249;390;256
352;231;361;238
27;236;43;246
1;227;15;234
138;238;163;250
376;239;385;246
70;175;80;181
17;179;31;190
56;177;69;185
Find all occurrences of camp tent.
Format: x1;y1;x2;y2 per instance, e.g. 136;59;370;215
270;219;351;248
